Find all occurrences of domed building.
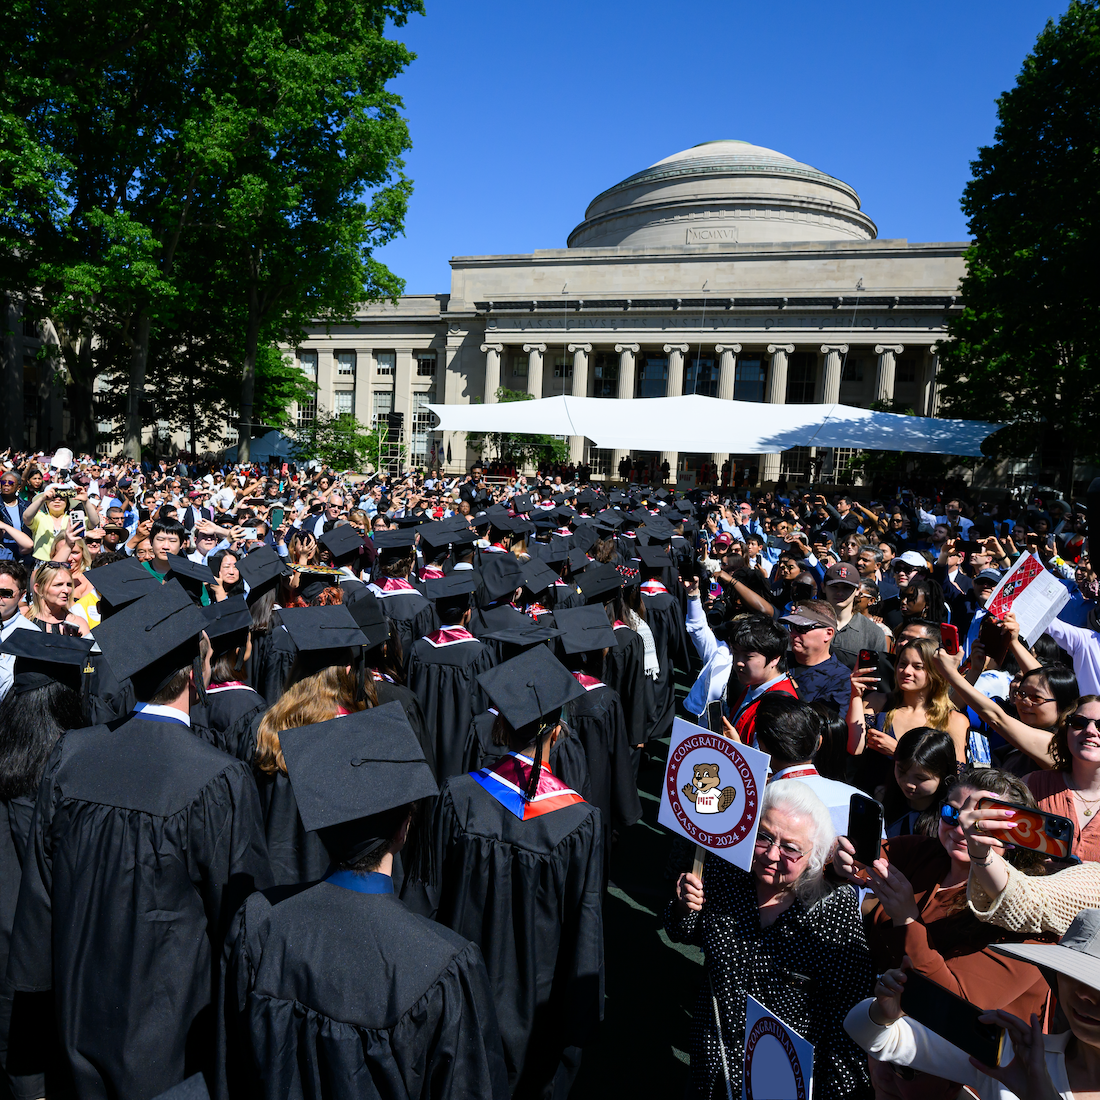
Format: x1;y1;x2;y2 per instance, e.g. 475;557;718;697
292;141;967;483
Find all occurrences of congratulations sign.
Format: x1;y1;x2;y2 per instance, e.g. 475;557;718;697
658;717;771;871
743;995;814;1100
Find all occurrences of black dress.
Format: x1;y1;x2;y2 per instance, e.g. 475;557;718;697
406;630;495;782
196;682;268;762
664;859;874;1100
220;877;509;1100
7;713;272;1099
433;771;604;1098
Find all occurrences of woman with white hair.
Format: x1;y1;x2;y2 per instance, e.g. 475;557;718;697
667;779;874;1100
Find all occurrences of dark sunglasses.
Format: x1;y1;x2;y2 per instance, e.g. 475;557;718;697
0;587;14;599
939;803;963;827
1067;714;1100;732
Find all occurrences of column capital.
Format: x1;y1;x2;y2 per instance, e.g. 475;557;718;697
663;343;689;355
874;344;905;355
929;344;940;357
480;342;503;354
820;344;849;355
567;342;592;354
715;343;742;355
766;343;795;355
522;343;546;353
614;342;639;354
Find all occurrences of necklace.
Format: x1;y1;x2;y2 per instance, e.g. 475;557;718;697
1070;783;1100;818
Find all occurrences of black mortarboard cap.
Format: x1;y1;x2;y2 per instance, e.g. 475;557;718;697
512;493;534;514
418;521;476;554
319;524;364;563
641;517;675;542
393;513;431;528
0;630;94;694
554;605;618;653
480;555;525;601
281;701;438;833
297;567;344;602
542;544;570;566
166;555;215;603
521;559;558;594
237;545;288;604
566;548;591;575
371;528;417;551
345;589;390;649
577;562;623;604
201;595;252;654
279;605;364;676
637;544;671;571
572;525;598;553
88;555;161;614
595;510;625;531
94;579;207;692
654;487;670;500
424;572;481;601
480;624;564;649
476;647;586;732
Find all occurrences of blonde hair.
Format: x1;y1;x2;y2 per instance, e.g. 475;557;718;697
31;561;75;619
254;665;373;775
50;533;91;573
884;637;956;735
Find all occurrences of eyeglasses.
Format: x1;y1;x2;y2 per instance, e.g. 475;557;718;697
85;538;102;546
1068;714;1100;732
753;831;806;862
1015;689;1055;706
939;804;963;827
0;479;17;486
0;588;14;599
784;622;824;634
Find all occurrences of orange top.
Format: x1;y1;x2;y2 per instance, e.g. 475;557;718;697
1025;768;1100;862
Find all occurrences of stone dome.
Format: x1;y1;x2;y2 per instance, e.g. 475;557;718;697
566;140;877;250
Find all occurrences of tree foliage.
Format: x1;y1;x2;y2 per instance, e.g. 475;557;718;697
292;411;388;472
469;388;570;469
937;0;1100;492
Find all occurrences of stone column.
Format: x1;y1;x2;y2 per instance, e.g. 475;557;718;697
661;343;688;479
613;343;639;475
523;342;545;399
442;331;467;473
760;343;795;484
566;342;591;463
923;345;941;417
480;342;502;403
873;344;904;404
715;343;741;401
819;344;848;405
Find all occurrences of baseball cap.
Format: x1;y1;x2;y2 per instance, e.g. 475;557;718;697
780;600;838;630
897;551;931;569
824;562;860;589
711;533;734;552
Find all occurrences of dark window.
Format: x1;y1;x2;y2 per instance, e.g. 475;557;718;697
635;352;668;399
684;353;718;397
592;350;619;397
416;351;437;376
734;355;766;402
841;357;865;383
897;357;917;384
787;353;817;403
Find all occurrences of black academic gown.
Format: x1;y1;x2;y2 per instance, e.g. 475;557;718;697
255;767;331;888
462;710;592;802
7;713;272;1100
374;588;439;661
88;651;135;723
248;623;296;705
604;623;646;748
640;586;690;743
195;683;268;762
407;633;495;782
549;579;584;611
220;879;509;1100
565;679;642;879
373;677;437;780
433;776;604;1098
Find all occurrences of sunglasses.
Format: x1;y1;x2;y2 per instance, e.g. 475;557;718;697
0;588;14;599
785;622;824;634
939;803;963;827
1067;714;1100;732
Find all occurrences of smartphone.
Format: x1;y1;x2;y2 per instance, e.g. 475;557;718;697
242;527;258;541
900;971;1005;1067
978;613;1011;665
138;507;151;523
857;649;881;675
976;797;1075;860
707;700;725;734
847;793;884;866
940;623;960;655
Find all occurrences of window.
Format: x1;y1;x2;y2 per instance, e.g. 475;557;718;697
552;355;573;379
416;351;437;377
411;390;437;462
830;447;859;484
897;357;917;384
335;391;353;418
588;448;614;476
376;351;395;376
841;357;865;383
336;351;356;378
786;353;817;403
592;351;619;397
299;350;317;381
635;352;668;399
781;446;811;478
510;349;528;379
372;389;393;432
685;353;718;397
297;393;317;430
733;355;766;402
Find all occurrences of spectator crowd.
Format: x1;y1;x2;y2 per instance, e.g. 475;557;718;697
1;442;1099;1100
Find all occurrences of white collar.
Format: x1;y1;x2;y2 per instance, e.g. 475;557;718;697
134;702;191;726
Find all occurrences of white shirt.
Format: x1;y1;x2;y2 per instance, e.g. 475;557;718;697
1044;617;1100;695
133;702;191;726
769;764;869;841
0;611;43;699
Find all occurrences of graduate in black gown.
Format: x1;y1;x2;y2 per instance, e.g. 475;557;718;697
239;545;295;703
553;605;642;882
8;581;272;1100
194;597;268;761
0;632;92;1100
434;647;604;1099
252;604;377;886
407;573;495;782
369;529;438;656
220;704;508;1100
636;543;691;743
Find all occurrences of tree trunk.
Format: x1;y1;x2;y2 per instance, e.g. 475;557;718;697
0;295;23;450
238;283;261;464
125;312;152;460
68;335;97;453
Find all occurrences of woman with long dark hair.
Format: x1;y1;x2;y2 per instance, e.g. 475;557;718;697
881;726;958;837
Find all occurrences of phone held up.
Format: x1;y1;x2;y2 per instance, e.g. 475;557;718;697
939;622;960;656
976;796;1076;861
847;793;884;867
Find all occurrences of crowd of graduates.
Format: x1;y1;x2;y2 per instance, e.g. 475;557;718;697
2;445;1100;1100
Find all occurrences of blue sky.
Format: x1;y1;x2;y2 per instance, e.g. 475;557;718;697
374;0;1068;295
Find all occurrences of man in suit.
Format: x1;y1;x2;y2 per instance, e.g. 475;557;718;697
934;538;976;633
0;471;29;563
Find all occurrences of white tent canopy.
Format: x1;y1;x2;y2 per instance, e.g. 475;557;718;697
427;394;1001;458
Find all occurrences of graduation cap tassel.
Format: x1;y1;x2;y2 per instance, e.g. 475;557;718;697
355;647;368;705
193;654;208;706
524;734;544;803
80;659;95;726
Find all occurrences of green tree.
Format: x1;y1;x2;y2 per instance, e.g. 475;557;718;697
937;0;1100;493
469;387;570;470
293;411;385;471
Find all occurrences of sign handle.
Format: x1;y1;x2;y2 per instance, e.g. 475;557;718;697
692;845;706;878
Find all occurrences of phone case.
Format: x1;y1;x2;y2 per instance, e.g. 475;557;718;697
977;797;1074;858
